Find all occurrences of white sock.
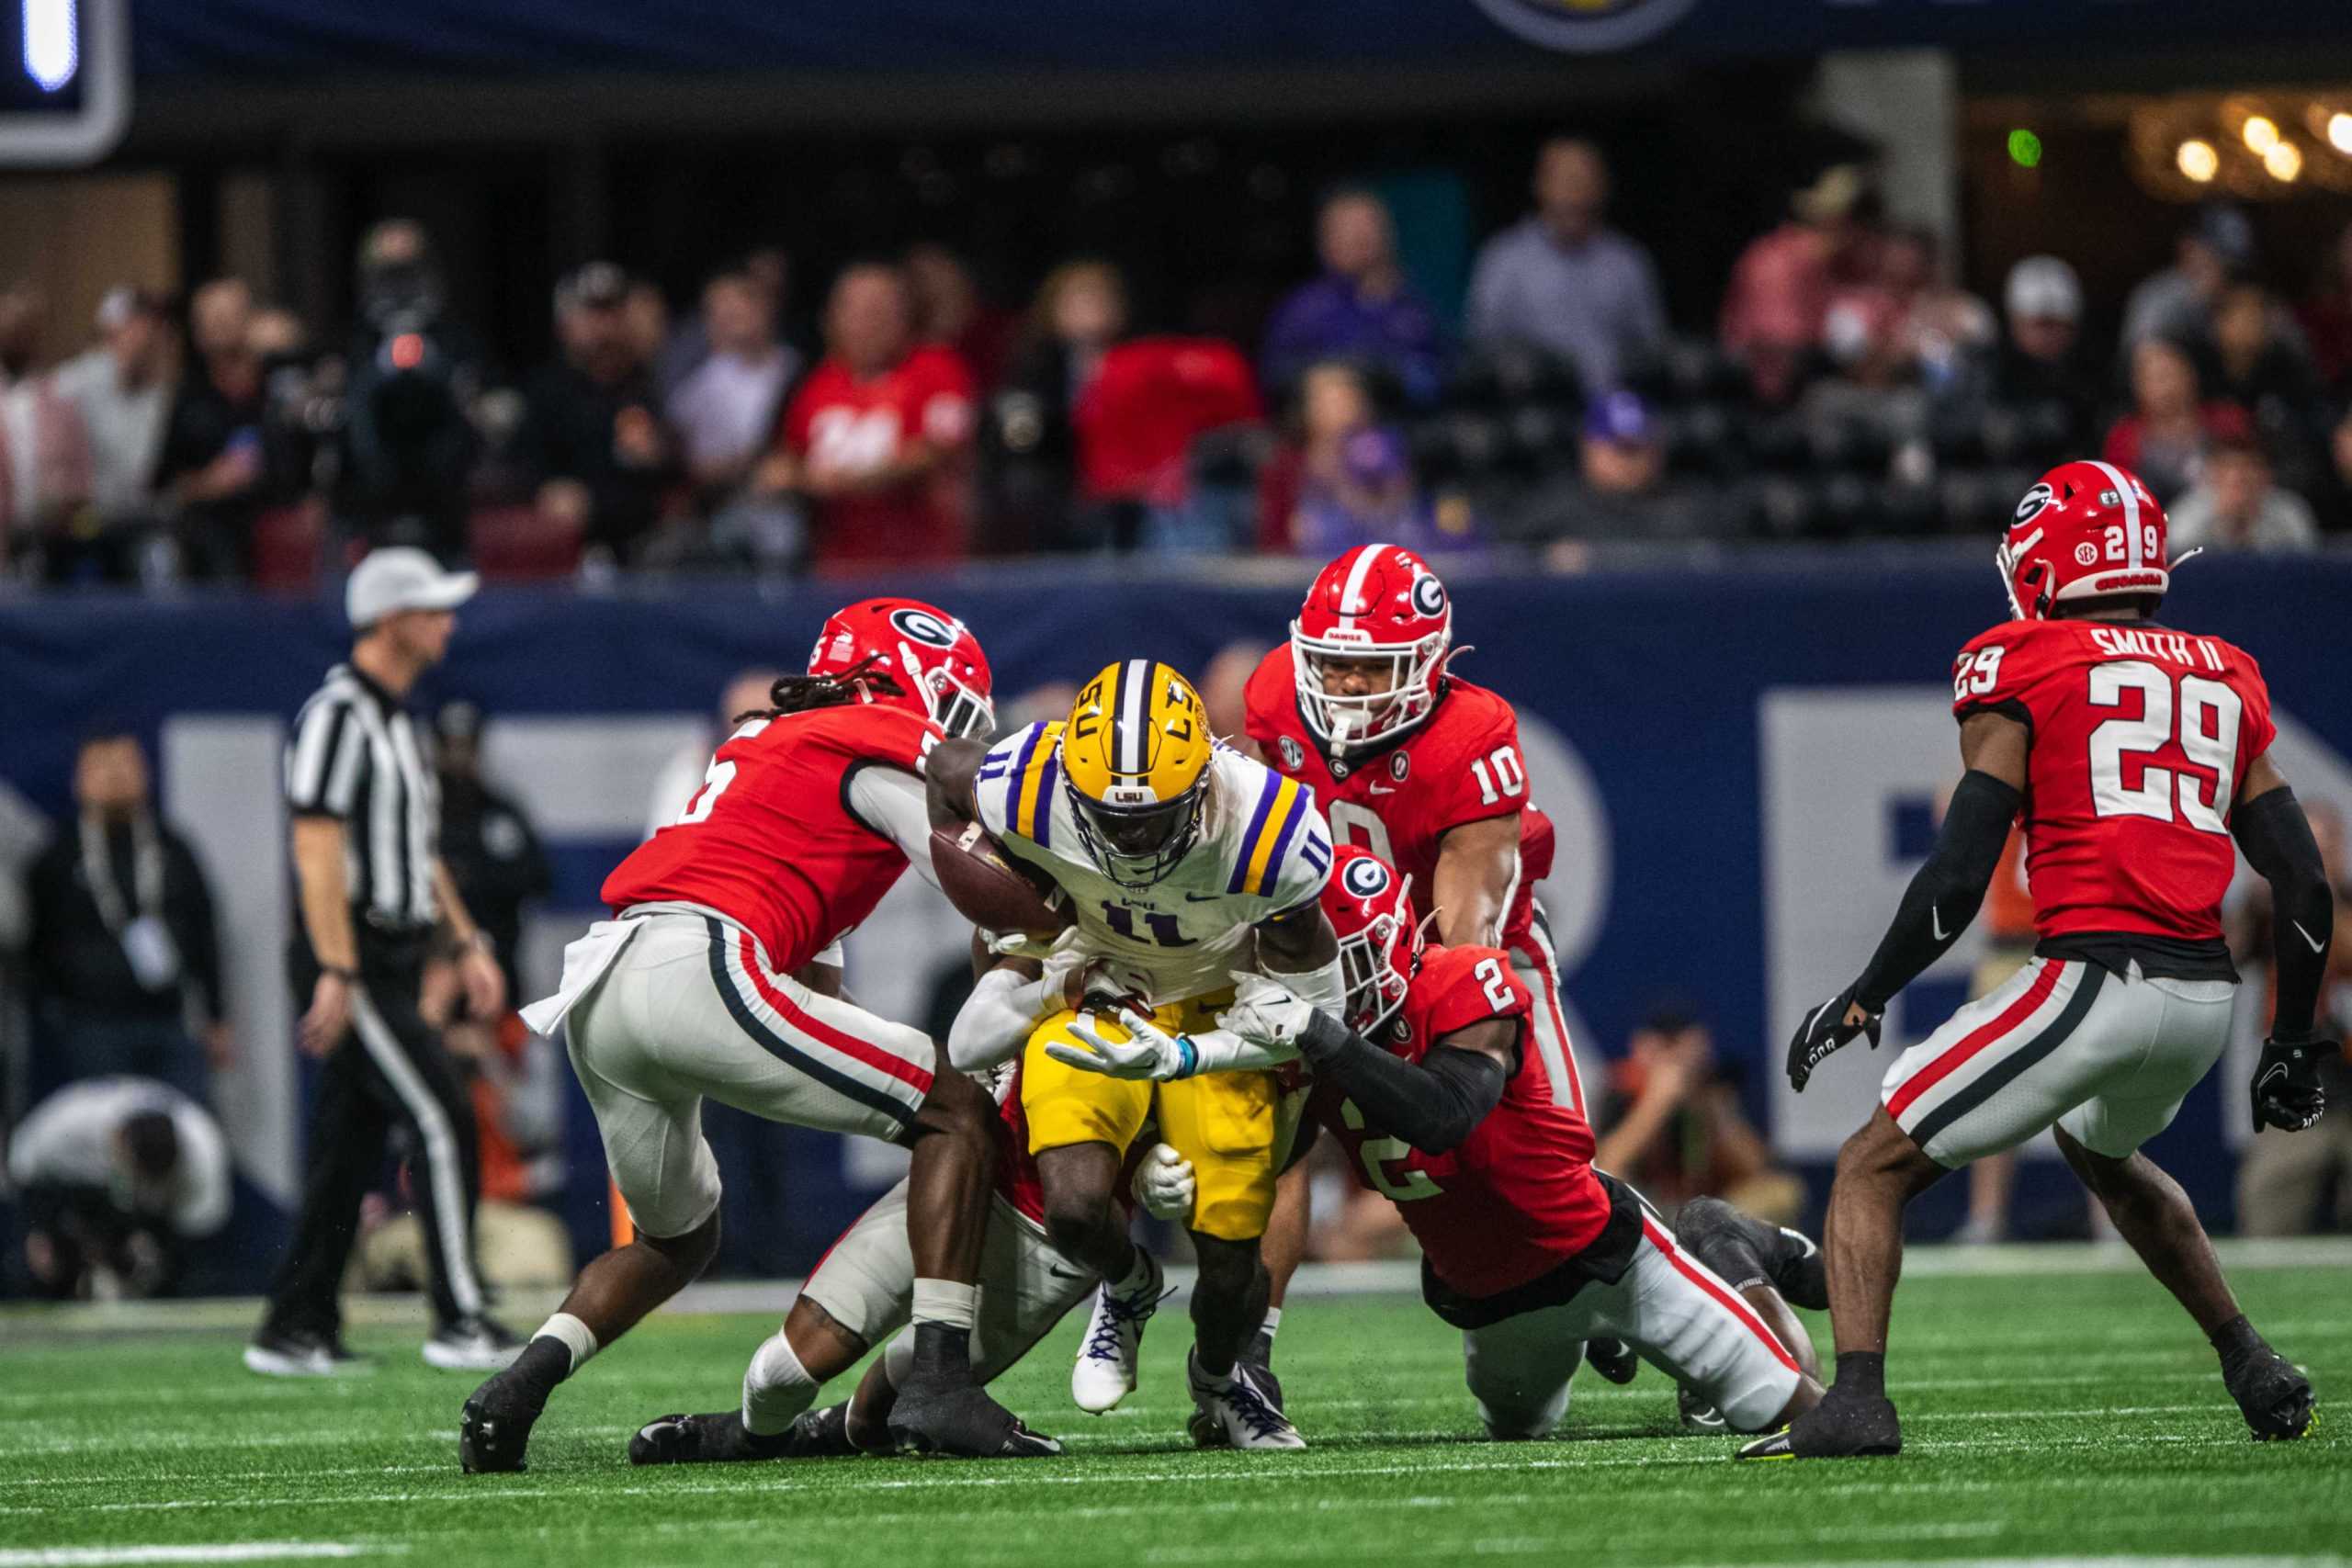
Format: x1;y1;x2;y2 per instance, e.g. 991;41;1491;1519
911;1278;978;1332
742;1331;819;1437
534;1312;599;1374
1110;1246;1157;1298
1258;1307;1283;1342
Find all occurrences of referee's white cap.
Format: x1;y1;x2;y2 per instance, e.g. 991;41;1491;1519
345;547;479;629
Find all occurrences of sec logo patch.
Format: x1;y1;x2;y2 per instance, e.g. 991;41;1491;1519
1278;735;1305;772
2075;542;2099;565
1467;0;1701;53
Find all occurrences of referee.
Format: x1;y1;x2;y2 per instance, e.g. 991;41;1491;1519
246;547;521;1376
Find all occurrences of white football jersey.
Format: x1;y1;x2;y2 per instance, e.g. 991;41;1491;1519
977;723;1331;1006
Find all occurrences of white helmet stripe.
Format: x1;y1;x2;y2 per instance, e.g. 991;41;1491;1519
1335;544;1386;631
2088;460;2141;568
1118;658;1150;775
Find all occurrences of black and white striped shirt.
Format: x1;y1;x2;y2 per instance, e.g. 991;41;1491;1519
284;662;440;932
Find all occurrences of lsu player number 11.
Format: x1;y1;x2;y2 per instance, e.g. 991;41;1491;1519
929;660;1344;1450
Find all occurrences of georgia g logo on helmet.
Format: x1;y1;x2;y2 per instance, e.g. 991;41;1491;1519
1340;855;1392;899
888;606;961;649
1409;573;1446;620
2014;483;2055;528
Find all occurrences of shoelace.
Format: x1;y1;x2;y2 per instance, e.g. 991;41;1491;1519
1080;1283;1163;1363
1219;1374;1289;1441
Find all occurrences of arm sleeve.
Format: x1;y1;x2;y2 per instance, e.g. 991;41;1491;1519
845;765;939;892
284;698;362;818
947;964;1056;1074
2233;785;2334;1040
1295;1010;1507;1154
1852;768;2023;1012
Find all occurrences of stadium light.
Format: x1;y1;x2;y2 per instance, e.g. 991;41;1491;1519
2265;141;2303;183
22;0;74;91
2241;115;2279;156
2329;113;2352;156
2177;140;2219;184
0;0;125;165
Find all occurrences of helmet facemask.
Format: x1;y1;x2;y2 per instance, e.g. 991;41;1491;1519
1066;777;1205;890
1336;874;1420;1036
1290;626;1449;754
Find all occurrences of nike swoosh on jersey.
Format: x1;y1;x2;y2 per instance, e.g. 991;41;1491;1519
1931;908;1950;941
2293;920;2326;954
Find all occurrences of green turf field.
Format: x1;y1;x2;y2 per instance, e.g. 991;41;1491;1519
3;1250;2345;1568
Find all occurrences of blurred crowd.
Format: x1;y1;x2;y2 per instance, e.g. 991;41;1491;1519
4;141;2351;590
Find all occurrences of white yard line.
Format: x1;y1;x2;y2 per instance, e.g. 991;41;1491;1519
0;1548;395;1567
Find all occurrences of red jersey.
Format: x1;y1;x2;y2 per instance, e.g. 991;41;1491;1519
1951;616;2275;943
1244;648;1555;953
781;345;975;572
1307;942;1611;1297
601;704;940;973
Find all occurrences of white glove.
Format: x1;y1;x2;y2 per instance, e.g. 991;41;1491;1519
1047;1008;1197;1081
1131;1143;1195;1221
987;928;1090;1014
1219;969;1321;1050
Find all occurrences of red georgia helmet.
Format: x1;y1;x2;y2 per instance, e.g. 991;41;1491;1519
1291;544;1453;753
1321;845;1425;1035
1999;461;2173;620
807;598;994;739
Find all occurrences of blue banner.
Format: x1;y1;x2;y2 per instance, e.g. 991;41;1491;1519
5;547;2348;1281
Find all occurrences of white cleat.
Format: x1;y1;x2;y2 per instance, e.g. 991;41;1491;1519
1071;1251;1166;1414
1187;1349;1306;1450
423;1316;525;1371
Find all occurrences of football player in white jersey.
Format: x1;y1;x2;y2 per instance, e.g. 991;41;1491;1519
929;659;1342;1450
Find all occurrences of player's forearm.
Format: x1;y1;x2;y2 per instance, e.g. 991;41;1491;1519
1295;1011;1503;1153
948;965;1057;1073
1431;816;1521;948
1258;912;1346;1016
2233;785;2334;1038
290;818;358;972
1172;1027;1298;1076
1852;770;2019;1011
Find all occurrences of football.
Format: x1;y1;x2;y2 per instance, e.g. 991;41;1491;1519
930;820;1070;934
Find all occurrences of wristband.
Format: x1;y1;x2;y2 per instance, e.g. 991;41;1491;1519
324;964;358;982
1173;1034;1200;1079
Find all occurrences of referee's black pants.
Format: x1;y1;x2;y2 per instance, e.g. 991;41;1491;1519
265;934;487;1336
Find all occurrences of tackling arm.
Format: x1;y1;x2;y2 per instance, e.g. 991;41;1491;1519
1430;814;1521;948
924;737;987;829
1297;1013;1514;1154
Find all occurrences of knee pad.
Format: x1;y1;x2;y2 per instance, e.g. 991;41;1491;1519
742;1331;820;1436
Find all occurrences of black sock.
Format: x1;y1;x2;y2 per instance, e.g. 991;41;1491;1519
908;1322;976;1386
504;1337;572;1404
2209;1314;2262;1363
1833;1350;1886;1401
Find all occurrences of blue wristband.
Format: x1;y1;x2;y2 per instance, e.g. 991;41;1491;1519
1174;1034;1199;1079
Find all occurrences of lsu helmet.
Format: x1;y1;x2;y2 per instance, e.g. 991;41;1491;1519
1291;544;1453;754
1999;461;2173;621
1322;846;1423;1036
1061;660;1214;888
807;598;994;739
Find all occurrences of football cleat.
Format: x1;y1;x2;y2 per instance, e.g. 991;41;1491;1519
244;1325;371;1378
2221;1338;2315;1441
1187;1350;1306;1450
1071;1250;1168;1414
1736;1385;1902;1461
1585;1337;1640;1385
1772;1226;1828;1314
1677;1383;1729;1434
424;1315;525;1371
458;1390;537;1475
888;1382;1062;1459
1241;1326;1285;1415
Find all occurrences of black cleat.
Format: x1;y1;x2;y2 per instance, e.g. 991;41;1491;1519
1678;1383;1730;1434
458;1394;536;1474
2222;1339;2314;1441
1585;1337;1640;1385
1241;1328;1285;1415
630;1404;862;1465
888;1382;1061;1459
1736;1385;1901;1460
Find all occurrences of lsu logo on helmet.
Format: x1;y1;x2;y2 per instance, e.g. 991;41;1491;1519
1060;660;1214;887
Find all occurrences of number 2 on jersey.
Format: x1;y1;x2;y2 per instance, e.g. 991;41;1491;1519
2086;660;2241;834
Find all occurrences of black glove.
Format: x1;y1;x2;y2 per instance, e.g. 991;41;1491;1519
1786;984;1884;1093
2250;1032;2331;1134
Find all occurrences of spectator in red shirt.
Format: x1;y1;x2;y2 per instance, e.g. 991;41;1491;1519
2102;335;2250;503
1719;164;1873;405
763;264;976;571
